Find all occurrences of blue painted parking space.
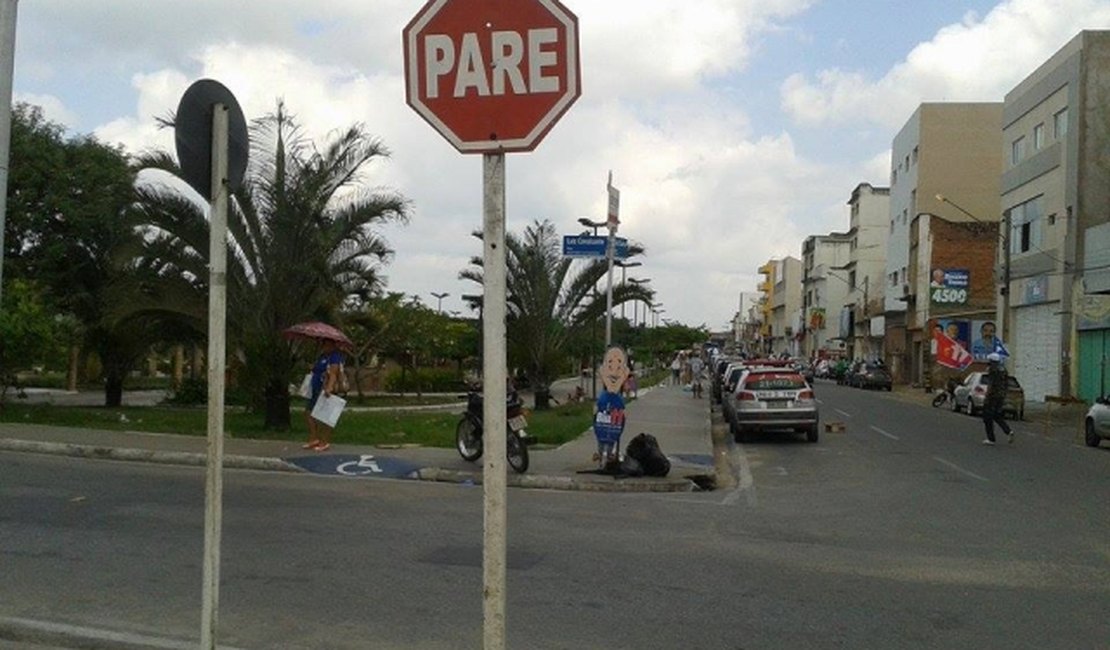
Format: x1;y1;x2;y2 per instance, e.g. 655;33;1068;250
284;454;424;479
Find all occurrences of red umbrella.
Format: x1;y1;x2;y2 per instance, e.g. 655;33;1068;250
282;321;354;350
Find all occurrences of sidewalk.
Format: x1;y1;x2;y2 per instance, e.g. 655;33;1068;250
0;383;716;493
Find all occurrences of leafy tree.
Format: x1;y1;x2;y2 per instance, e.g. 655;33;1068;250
4;103;153;406
125;102;409;428
461;219;654;409
0;280;61;406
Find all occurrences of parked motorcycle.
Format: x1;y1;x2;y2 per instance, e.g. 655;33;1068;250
455;389;531;473
931;377;958;408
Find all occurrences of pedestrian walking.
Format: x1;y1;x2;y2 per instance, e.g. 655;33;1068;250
981;352;1014;446
670;353;682;386
689;354;704;398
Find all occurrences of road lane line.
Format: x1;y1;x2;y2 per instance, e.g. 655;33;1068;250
834;408;852;418
933;456;988;482
870;425;899;440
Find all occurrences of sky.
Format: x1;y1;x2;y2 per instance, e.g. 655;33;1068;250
13;0;1110;331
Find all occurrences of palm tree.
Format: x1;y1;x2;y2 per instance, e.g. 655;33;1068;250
461;219;654;409
124;102;409;428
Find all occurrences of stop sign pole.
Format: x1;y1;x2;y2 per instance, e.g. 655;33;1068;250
404;1;580;647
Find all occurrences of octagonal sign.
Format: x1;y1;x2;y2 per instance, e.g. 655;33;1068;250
403;0;581;154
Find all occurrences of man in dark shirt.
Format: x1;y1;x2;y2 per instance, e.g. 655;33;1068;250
981;353;1014;446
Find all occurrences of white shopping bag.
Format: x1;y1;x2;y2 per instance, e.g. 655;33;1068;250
297;373;313;399
311;394;347;428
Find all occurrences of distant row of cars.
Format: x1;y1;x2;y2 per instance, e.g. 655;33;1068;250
711;357;820;443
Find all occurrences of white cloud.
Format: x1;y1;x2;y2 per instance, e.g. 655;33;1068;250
781;0;1110;128
13;92;78;127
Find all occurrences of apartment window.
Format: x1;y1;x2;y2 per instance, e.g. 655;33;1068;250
1054;108;1069;138
912;145;919;164
1011;136;1025;166
1009;196;1044;255
889;272;897;288
892;168;898;185
904;154;909;170
1033;123;1045;150
849;270;857;289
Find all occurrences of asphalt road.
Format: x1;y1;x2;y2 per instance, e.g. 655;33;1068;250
3;380;1110;649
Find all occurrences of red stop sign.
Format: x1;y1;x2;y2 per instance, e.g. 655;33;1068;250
403;0;581;154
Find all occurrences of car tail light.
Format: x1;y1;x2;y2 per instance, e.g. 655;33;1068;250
973;386;986;395
736;391;756;401
797;389;814;401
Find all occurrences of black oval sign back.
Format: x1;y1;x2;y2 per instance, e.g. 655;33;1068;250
174;79;249;201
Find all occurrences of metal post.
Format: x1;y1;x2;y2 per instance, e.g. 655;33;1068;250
0;0;18;309
1000;209;1012;345
201;104;229;650
481;152;507;650
604;226;615;345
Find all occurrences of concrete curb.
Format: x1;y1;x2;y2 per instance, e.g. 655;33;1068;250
414;467;698;492
0;438;303;474
0;615;248;650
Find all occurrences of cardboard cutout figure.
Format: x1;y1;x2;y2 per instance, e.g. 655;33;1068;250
594;346;630;466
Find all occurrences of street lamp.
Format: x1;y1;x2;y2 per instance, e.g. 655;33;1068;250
614;260;642;320
430;291;449;313
578;217;605;235
629;277;650;327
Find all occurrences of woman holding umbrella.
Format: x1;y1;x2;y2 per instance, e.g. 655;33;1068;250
303;338;344;451
284;322;353;452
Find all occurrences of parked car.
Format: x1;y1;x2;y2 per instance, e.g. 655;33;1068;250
852;362;892;391
952;372;1025;419
720;364;750;422
729;367;819;443
1084;397;1110;447
711;358;733;403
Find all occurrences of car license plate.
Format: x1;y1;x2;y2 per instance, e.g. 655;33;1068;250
508;415;528;431
766;400;790;409
757;391;793;400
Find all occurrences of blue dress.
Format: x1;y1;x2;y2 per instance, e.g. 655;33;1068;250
307;350;344;410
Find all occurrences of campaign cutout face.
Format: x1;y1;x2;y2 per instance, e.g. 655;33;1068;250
601;346;630;394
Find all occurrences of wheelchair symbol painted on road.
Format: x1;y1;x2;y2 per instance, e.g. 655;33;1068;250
284;453;424;479
336;454;381;476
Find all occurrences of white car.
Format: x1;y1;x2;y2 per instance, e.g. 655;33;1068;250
1084;398;1110;448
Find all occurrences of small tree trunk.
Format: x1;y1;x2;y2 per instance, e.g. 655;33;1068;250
105;372;124;407
172;345;184;390
263;378;291;430
66;346;80;392
532;383;552;411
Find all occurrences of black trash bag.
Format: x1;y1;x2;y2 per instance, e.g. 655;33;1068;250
619;454;644;477
625;433;670;477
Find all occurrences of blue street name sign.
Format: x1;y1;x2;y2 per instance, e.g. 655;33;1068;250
562;235;629;259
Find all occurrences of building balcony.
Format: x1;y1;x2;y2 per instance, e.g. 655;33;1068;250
758;281;773;293
758;262;774;275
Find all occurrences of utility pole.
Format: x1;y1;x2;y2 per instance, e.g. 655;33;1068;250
0;0;18;309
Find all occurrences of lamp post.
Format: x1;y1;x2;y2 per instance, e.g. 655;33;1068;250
629;277;650;327
579;217;610;397
430;291;449;314
936;193;1011;344
614;260;642;320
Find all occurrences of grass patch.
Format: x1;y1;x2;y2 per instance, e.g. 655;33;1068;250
0;399;595;449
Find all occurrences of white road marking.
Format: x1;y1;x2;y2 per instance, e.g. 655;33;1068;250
870;425;899;441
721;444;756;507
834;408;852;418
933;456;988;482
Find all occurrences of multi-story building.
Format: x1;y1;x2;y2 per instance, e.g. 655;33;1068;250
769;257;803;356
733;292;762;354
885;102;1004;385
1002;30;1110;402
801;233;851;359
757;261;775;354
841;183;891;361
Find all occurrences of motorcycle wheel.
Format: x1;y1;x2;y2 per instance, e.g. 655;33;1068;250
931;392;947;408
456;416;483;462
507;430;530;474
